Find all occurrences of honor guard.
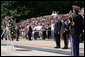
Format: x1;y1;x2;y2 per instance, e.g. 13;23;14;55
70;5;83;56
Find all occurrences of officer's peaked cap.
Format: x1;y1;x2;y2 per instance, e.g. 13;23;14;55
72;5;80;10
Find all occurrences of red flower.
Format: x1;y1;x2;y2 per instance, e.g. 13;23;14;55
9;28;11;30
10;24;12;26
9;20;11;22
8;23;11;25
5;19;6;21
13;37;16;39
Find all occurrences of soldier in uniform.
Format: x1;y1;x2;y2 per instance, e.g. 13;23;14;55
16;23;20;41
54;17;62;48
61;15;69;49
69;5;83;56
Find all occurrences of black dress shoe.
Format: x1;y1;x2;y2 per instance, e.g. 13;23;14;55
62;47;68;49
54;46;60;48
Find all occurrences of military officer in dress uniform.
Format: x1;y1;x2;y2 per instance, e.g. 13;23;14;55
69;5;83;56
54;16;62;48
16;23;20;41
61;15;69;49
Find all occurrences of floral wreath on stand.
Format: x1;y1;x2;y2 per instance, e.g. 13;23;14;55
2;16;16;41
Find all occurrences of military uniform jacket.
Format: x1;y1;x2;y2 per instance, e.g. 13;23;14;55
70;14;83;37
60;21;66;34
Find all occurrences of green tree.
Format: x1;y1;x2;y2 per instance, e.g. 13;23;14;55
1;1;84;22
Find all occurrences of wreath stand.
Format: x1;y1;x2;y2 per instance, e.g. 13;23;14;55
6;34;15;52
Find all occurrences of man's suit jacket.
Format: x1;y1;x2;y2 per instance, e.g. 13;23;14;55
54;19;61;34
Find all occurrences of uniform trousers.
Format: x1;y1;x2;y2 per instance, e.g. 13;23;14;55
48;30;51;39
70;36;79;56
63;32;68;48
28;32;32;40
55;33;60;47
16;33;19;41
42;31;46;40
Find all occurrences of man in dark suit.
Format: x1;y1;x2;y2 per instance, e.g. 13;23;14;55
70;5;83;56
54;17;62;48
28;25;32;40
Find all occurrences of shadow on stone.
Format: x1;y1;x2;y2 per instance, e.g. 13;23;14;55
15;49;32;51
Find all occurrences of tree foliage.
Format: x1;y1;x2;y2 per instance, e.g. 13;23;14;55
1;1;84;22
